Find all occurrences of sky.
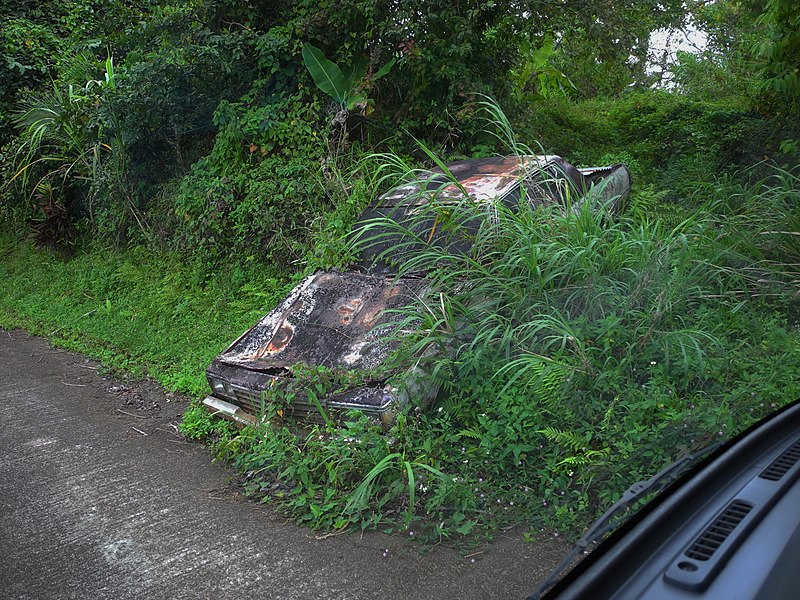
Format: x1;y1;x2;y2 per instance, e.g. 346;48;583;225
647;21;709;84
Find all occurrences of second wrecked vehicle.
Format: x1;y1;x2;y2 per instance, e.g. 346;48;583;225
203;155;631;424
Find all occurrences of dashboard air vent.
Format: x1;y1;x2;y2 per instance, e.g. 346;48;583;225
759;439;800;481
684;500;753;561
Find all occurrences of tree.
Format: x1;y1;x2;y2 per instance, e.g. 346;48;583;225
754;0;800;98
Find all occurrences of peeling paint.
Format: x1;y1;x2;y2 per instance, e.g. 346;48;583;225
342;342;369;366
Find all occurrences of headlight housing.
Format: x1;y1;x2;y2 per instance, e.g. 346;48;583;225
208;376;232;398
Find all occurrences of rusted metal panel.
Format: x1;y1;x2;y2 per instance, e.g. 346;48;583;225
356;155;630;269
217;272;428;373
370;155;628;210
206;272;429;421
377;155;563;206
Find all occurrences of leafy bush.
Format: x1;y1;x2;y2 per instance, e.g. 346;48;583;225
3;54;118;246
166;93;329;269
0;17;63;144
509;91;797;203
211;409;469;532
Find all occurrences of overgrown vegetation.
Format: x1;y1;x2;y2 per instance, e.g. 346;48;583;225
0;231;292;394
2;0;800;542
179;142;800;538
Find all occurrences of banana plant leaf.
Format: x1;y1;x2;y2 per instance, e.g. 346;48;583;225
302;43;348;105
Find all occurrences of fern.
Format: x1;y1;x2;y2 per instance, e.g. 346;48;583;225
556;448;610;468
538;426;588;453
627;184;685;226
528;361;567;409
539;427;610;471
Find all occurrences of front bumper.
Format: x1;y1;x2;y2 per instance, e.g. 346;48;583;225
202;396;257;425
203;376;400;426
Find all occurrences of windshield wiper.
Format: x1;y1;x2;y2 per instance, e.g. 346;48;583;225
527;441;723;600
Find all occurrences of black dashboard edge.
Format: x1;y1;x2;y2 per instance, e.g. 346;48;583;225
540;397;800;600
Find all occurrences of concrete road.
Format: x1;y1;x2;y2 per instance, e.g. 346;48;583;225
0;330;569;600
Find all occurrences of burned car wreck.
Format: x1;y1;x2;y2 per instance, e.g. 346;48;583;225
203;155;631;424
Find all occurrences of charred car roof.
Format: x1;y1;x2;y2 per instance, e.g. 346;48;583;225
355;155;630;270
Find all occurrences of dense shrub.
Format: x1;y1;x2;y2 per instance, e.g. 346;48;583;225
511;91;798;203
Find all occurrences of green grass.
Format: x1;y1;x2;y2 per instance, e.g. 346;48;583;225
0;232;292;396
180;160;800;541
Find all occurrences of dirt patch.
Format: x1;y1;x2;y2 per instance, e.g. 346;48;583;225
108;383;163;412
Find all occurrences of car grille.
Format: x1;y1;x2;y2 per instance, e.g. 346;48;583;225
229;384;321;420
221;384;391;424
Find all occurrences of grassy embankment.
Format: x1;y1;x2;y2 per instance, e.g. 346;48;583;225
0;233;291;395
2;158;799;540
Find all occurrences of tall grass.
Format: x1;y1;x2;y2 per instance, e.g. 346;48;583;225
701;165;800;291
343;101;800;530
353;143;740;399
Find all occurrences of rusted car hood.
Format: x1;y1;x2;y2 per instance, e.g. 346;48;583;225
217;271;428;374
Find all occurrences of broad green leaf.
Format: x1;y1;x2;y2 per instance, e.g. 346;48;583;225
373;57;396;81
531;36;554;69
342;55;368;92
404;461;415;524
455;520;476;535
302;43;348;104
